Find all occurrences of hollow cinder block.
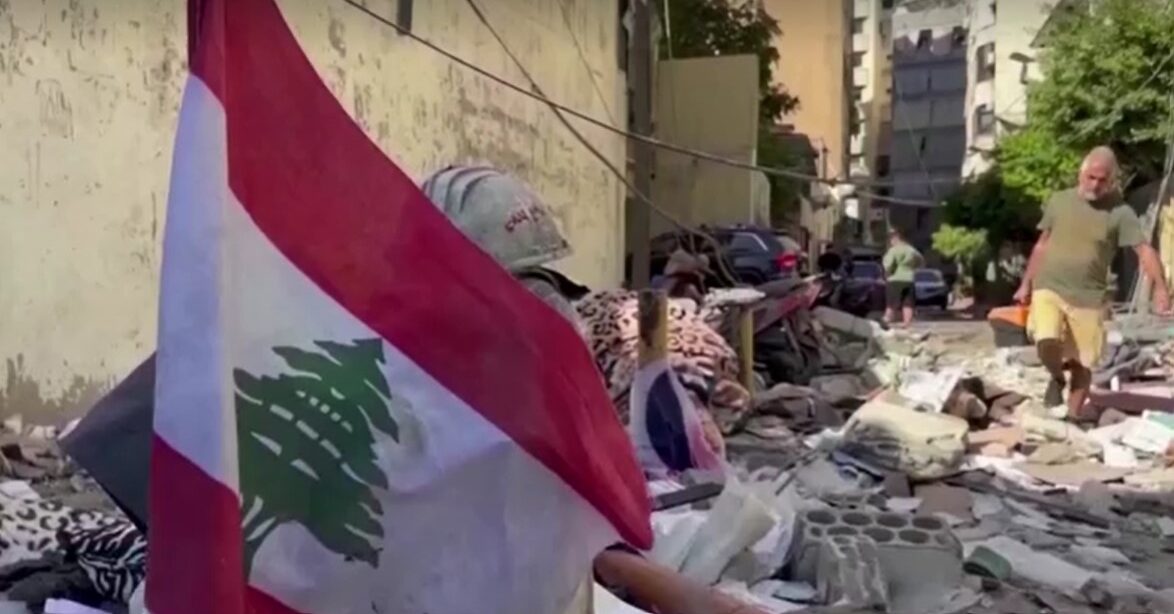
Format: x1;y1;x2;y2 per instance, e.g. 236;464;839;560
791;506;963;608
816;535;889;608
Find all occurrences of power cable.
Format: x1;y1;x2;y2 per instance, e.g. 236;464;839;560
554;0;618;126
340;0;940;204
458;0;742;286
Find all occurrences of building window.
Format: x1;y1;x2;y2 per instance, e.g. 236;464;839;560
976;43;996;81
951;26;966;47
851;121;863;137
877;155;891;177
851;52;865;68
916;29;932;50
975;104;995;135
852;17;867;35
853;86;865;102
396;0;414;33
882;0;894;8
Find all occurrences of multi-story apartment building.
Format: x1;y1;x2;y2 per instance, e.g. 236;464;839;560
763;0;894;244
962;0;1055;177
847;0;896;243
886;0;969;249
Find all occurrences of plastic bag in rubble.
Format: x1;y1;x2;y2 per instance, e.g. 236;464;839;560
628;355;724;478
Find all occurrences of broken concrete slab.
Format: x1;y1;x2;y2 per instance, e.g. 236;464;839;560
915;484;974;522
1028;441;1096;465
838;399;969;480
1123;467;1174;491
965;426;1024;452
1016;461;1136;488
1066;545;1131;571
965;536;1095;598
1074;480;1117;519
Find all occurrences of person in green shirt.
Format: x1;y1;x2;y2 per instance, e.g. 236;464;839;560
1015;146;1171;420
882;227;923;327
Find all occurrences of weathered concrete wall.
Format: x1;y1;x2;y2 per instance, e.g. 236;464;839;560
0;0;626;419
652;55;761;235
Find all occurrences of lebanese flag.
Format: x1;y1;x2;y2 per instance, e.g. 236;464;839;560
145;1;652;613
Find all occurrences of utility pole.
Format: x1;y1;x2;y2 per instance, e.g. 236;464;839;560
629;0;654;288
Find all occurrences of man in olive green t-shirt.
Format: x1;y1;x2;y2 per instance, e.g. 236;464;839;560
1015;146;1171;420
882;228;923;327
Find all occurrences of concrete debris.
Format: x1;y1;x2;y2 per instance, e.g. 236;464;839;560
1018;460;1136;487
16;281;1174;614
965;536;1096;598
838;398;969;480
915;484;973;522
816;535;889;608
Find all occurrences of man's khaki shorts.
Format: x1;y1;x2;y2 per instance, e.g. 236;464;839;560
1027;289;1105;368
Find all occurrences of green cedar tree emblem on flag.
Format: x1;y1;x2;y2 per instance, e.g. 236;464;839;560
234;339;401;575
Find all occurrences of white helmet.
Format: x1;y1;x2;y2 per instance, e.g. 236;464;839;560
420;166;571;271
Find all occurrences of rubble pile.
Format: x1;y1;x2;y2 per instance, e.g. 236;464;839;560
6;296;1174;613
624;304;1174;614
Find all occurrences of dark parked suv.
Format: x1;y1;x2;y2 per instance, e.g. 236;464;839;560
635;226;804;287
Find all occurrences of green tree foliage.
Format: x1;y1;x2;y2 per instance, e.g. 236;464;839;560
658;0;803;222
933;224;990;272
995;128;1081;204
942;163;1041;248
235;339;401;574
1015;0;1174;184
658;0;797;122
942;0;1174;250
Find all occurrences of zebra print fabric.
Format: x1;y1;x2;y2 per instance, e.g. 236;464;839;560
58;521;147;604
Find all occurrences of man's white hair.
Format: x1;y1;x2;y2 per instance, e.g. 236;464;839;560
1081;146;1119;177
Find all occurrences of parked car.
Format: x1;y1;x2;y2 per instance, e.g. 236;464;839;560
848;260;887;312
635;226;804;287
914;268;950;309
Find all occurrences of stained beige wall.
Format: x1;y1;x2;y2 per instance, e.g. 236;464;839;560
763;0;849;180
0;0;626;418
652;55;762;234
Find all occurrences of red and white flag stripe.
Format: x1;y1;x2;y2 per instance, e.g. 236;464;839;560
146;1;652;612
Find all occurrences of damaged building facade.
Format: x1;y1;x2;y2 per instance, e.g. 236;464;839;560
0;0;629;419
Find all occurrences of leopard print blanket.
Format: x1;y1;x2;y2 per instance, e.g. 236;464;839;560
574;289;749;423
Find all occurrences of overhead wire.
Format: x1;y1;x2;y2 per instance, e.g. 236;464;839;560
554;0;618;126
340;0;940;205
457;0;743;286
